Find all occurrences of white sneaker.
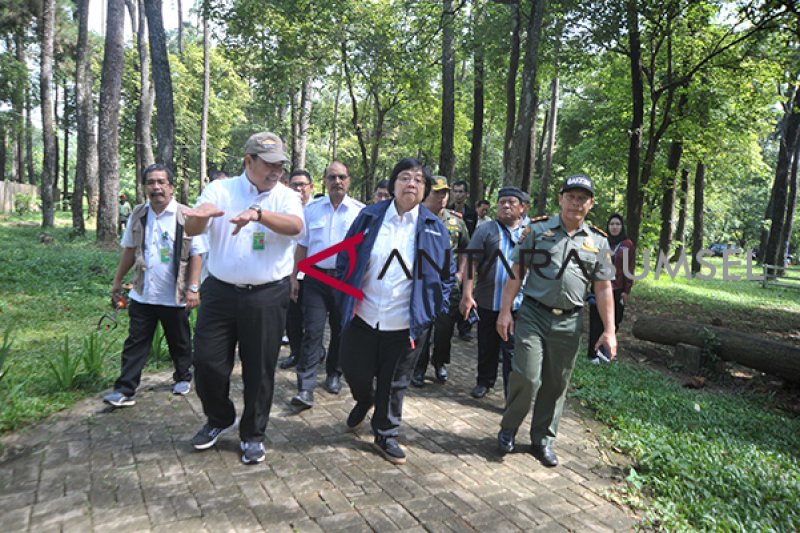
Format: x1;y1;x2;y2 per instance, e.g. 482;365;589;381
172;381;191;395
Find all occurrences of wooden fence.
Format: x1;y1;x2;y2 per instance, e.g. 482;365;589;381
762;264;800;290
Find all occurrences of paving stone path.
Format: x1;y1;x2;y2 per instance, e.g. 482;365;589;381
0;337;640;532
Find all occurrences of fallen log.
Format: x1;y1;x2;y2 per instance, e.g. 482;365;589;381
632;317;800;383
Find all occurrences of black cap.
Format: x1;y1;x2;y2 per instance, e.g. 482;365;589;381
560;174;594;196
497;186;530;204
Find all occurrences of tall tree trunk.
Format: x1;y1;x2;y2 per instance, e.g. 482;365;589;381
505;0;545;186
54;80;60;200
25;88;35;185
521;93;539;197
295;78;312;170
658;135;684;253
765;87;800;268
468;2;485;205
0;126;6;181
135;0;154;202
96;0;126;243
330;73;341;161
690;161;705;274
502;2;521;177
291;86;300;168
624;0;644;246
62;79;70;201
537;72;560;215
39;0;57;228
439;0;456;180
778;133;799;270
341;41;370;193
72;0;93;234
673;167;689;259
144;0;176;171
14;28;26;184
176;0;184;57
199;0;210;191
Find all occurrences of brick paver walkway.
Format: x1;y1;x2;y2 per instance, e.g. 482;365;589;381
0;338;639;532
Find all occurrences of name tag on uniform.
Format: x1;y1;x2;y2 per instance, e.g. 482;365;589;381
252;231;266;250
159;246;171;263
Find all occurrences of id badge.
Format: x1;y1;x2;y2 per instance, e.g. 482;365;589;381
159;246;171;263
252;231;266;250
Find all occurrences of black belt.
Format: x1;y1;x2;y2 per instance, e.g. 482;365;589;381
211;275;287;291
313;267;338;276
527;296;581;316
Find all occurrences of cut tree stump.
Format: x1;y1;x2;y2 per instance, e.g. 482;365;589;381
632;317;800;383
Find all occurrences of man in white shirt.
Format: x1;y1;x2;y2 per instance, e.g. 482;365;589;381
183;132;304;465
290;161;364;408
103;164;204;407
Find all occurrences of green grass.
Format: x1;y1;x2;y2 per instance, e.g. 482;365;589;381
570;258;800;531
571;359;800;531
0;211;173;433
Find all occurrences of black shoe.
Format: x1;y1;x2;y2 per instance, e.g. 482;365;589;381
279;354;298;369
458;331;474;341
497;428;516;455
434;365;448;383
324;374;341;394
531;444;558;467
372;436;406;465
411;371;425;388
470;384;488;398
346;402;371;431
290;390;314;409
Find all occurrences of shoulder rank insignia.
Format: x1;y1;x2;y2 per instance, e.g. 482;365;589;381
530;215;548;223
517;225;532;245
590;224;607;237
450;210;463;219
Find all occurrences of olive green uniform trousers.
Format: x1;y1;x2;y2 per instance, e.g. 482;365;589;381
500;298;583;447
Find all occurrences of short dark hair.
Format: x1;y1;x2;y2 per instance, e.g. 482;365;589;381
374;179;389;191
209;170;228;182
388;158;432;199
142;163;174;185
452;180;468;191
476;199;490;207
290;169;312;182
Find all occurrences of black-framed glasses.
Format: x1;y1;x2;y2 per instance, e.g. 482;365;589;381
290;181;311;189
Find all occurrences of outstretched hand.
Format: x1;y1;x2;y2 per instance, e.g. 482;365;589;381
229;209;259;235
182;202;224;219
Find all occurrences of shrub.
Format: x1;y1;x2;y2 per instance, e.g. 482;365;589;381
14;193;34;216
47;336;82;390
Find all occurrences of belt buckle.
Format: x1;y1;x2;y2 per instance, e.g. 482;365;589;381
551;308;563;316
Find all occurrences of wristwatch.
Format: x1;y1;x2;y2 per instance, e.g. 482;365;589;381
248;204;262;221
187;283;199;293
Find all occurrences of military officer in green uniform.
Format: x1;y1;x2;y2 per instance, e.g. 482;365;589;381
495;174;617;467
412;176;470;386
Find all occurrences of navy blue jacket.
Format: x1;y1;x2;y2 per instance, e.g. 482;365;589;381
336;199;455;341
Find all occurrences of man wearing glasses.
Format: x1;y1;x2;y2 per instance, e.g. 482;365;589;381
183;132;304;465
290;161;364;408
279;170;315;370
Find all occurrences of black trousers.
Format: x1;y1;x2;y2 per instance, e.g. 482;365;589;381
415;297;459;374
194;276;289;442
476;306;515;395
296;276;342;391
587;288;625;358
114;300;192;396
285;279;304;358
340;316;429;438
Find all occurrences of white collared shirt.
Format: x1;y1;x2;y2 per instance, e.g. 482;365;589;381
357;201;418;331
299;195;364;268
121;199;206;307
196;172;304;285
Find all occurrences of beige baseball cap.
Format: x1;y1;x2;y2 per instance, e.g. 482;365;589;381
244;132;289;164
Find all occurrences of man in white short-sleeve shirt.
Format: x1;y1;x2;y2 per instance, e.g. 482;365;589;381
289;161;364;409
183;132;304;465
